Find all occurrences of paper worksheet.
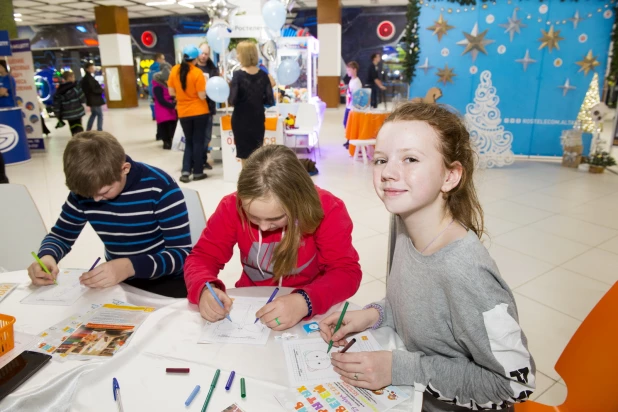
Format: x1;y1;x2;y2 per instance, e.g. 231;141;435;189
0;283;18;303
283;332;382;387
53;304;154;359
198;296;271;345
21;269;88;306
275;381;410;412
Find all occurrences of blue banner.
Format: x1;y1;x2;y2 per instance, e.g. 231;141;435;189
0;31;11;56
0;107;31;164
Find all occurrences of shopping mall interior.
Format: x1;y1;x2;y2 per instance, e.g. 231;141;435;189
0;0;617;410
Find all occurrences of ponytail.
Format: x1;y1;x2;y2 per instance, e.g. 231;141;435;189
179;56;194;91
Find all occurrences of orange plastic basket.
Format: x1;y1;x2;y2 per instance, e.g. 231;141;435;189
0;314;16;357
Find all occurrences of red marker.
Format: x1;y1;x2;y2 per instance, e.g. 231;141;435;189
339;338;357;354
166;368;190;374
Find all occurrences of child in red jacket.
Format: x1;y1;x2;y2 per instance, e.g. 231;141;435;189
184;145;362;330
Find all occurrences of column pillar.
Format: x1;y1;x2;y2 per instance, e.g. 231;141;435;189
94;6;137;108
0;0;18;39
317;0;341;108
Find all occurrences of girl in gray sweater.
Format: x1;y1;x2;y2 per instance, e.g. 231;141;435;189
319;103;535;411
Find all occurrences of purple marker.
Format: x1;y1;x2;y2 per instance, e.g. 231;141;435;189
89;257;101;271
225;371;235;391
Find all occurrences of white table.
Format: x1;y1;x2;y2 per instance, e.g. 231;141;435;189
0;271;416;411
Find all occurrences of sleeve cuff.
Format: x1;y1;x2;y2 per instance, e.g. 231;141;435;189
188;279;226;305
392;350;424;387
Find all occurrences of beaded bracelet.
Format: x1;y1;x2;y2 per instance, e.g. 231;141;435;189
295;290;313;317
363;303;384;330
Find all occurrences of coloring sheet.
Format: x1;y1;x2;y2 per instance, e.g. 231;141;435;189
198;296;271;345
275;381;410;412
0;283;18;303
21;269;88;306
283;332;382;387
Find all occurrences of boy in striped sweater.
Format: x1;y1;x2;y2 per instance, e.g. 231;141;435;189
27;131;191;297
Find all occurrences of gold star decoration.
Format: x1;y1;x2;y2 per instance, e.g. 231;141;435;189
456;23;495;61
576;50;601;76
426;13;455;42
538;25;564;53
436;64;456;85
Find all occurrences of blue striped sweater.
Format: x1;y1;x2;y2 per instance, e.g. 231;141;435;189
38;156;192;280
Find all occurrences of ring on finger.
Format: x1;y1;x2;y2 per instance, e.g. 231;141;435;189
353;373;359;381
275;317;281;326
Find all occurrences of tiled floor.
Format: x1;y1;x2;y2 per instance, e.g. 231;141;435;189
5;103;618;406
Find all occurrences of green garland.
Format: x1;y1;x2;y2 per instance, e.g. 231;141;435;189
609;8;618;87
402;0;421;82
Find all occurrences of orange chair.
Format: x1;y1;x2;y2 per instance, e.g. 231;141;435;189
515;282;618;412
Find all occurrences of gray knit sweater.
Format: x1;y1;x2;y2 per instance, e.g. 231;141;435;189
374;220;536;411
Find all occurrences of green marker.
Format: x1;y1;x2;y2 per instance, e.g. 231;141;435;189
240;378;246;398
327;301;349;354
201;369;220;412
31;252;57;285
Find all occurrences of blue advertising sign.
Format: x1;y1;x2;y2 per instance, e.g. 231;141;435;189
0;108;31;164
0;31;11;56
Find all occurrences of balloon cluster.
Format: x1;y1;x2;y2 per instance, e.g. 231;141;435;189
261;0;301;86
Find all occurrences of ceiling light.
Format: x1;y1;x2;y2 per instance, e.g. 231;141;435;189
14;17;22;22
177;0;209;3
145;0;174;5
178;2;195;7
14;13;22;17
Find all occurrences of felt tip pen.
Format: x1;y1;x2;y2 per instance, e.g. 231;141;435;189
89;257;101;271
327;301;349;354
185;385;200;407
113;377;124;412
205;282;232;322
240;377;246;398
166;367;190;374
225;371;235;390
201;369;220;412
255;287;279;323
31;251;57;285
340;338;357;353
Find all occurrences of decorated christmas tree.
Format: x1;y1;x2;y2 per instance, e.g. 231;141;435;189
576;73;601;133
465;71;515;169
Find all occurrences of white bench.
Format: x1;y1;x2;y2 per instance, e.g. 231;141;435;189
349;139;376;165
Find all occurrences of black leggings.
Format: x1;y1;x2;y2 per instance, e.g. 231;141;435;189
0;151;8;184
124;275;187;298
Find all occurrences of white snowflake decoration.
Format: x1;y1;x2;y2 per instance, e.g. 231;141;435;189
465;71;515;168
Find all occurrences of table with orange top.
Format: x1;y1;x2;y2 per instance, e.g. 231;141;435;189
346;110;391;157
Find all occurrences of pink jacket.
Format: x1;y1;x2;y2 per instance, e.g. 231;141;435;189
152;79;177;123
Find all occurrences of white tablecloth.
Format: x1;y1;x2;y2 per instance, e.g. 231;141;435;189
0;271;416;411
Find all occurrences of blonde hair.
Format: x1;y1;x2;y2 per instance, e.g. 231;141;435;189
237;41;259;67
382;103;484;238
237;145;324;281
63;131;126;198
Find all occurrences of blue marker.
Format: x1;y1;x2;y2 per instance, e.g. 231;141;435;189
225;371;235;391
185;385;201;407
205;282;232;322
255;287;279;323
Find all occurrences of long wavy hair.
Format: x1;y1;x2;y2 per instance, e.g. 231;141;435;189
382;103;484;238
237;145;324;281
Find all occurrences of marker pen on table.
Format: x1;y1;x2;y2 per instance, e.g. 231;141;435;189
185;385;200;407
240;377;246;398
201;369;220;412
225;371;235;390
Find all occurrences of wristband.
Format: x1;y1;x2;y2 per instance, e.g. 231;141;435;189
295;290;313;317
363;303;384;329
